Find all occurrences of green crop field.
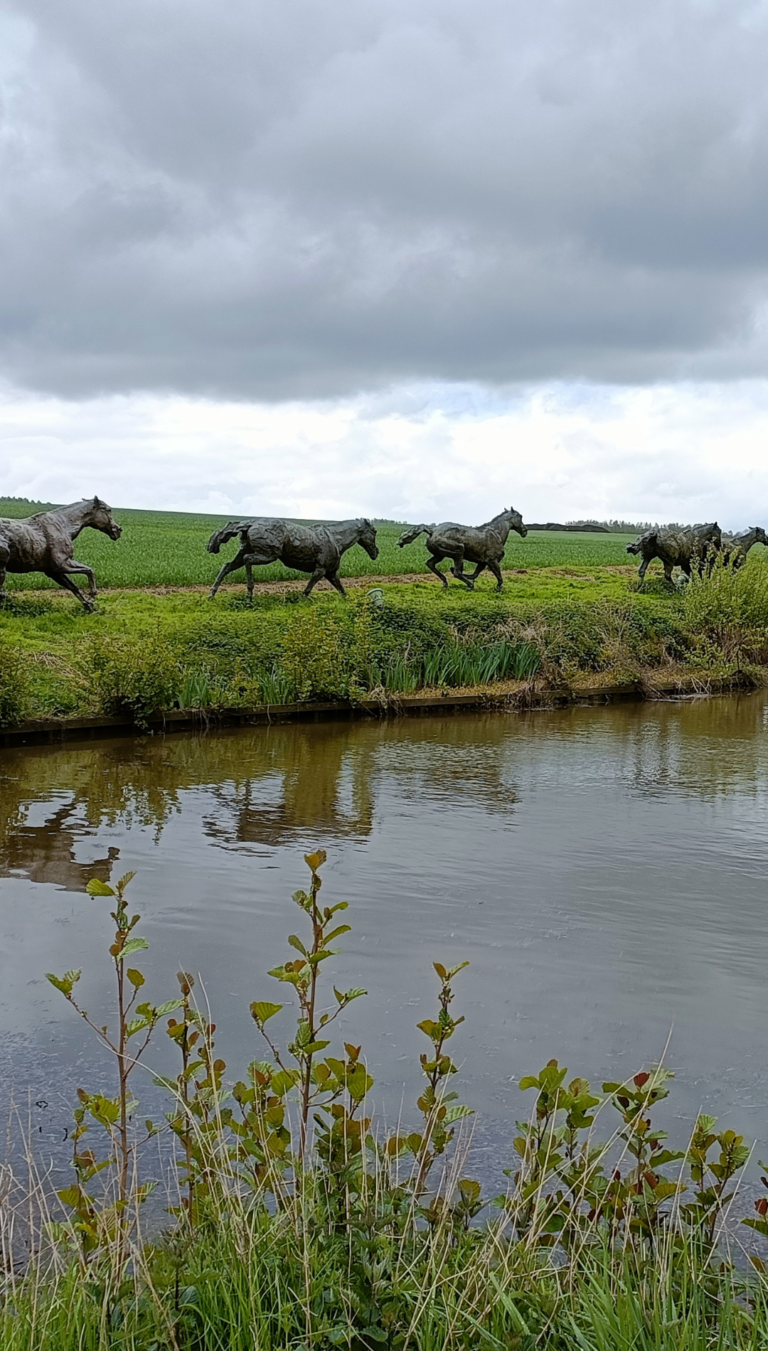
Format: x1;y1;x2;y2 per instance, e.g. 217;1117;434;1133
0;499;638;590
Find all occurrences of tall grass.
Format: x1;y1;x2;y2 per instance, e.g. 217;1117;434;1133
381;638;541;694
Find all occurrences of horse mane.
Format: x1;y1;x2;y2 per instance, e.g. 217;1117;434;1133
481;507;517;529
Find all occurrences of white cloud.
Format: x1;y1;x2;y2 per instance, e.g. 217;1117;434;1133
2;379;768;532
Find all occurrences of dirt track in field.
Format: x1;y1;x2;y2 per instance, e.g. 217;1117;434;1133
12;564;638;602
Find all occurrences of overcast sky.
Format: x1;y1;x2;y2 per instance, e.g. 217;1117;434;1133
2;0;768;523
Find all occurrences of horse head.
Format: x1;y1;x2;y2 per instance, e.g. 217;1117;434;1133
626;532;653;556
358;518;379;560
698;522;721;543
753;527;768;548
88;496;122;540
503;506;527;538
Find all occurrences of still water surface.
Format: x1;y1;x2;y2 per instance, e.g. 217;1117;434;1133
1;695;767;1175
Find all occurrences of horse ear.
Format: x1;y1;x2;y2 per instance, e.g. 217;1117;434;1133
92;495;100;506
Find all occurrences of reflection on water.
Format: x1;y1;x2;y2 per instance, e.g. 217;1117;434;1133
0;718;521;873
1;693;768;1180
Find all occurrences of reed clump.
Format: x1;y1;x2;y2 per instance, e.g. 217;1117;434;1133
0;851;766;1348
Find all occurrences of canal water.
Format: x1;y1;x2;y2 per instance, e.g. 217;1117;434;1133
1;694;767;1183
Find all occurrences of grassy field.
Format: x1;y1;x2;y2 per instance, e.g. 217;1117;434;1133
0;499;638;589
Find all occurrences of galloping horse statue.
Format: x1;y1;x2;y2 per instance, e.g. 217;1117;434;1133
718;526;768;569
206;517;379;599
0;497;122;611
397;506;527;590
626;522;721;583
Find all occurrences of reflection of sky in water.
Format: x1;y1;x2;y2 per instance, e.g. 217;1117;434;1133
1;694;768;1187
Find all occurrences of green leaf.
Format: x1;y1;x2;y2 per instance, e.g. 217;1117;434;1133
126;968;145;988
304;849;327;871
271;1069;299;1096
287;934;308;956
251;1001;283;1025
116;871;136;891
337;987;366;1004
46;970;81;997
324;924;351;944
417;1018;441;1041
448;960;470;978
57;1187;83;1210
518;1075;540;1091
458;1178;482;1203
444;1103;474;1123
155;998;184;1017
119;936;149;960
90;1096;120;1125
86;878;115;897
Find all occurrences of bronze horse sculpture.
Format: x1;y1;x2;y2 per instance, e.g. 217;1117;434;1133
207;517;379;599
397;507;527;590
718;526;768;568
0;497;122;611
626;522;721;583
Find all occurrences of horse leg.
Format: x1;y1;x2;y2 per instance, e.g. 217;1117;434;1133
47;569;94;612
637;557;648;581
209;549;247;598
426;553;449;587
487;560;504;591
0;540;9;600
450;550;474;589
326;572;347;598
61;559;97;599
245;561;254;603
304;568;327;597
467;562;487;583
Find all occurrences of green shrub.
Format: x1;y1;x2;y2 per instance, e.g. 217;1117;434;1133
86;633;180;727
0;642;29;727
685;553;768;633
279;608;351;700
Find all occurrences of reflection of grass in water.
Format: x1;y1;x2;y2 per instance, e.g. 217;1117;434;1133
7;852;767;1349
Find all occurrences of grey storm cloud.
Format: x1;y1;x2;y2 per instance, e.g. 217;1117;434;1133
2;0;768;400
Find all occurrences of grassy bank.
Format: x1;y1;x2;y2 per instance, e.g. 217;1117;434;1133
2;852;767;1349
2;557;768;727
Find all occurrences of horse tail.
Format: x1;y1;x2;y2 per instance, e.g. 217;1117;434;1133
206;521;251;554
397;524;434;548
